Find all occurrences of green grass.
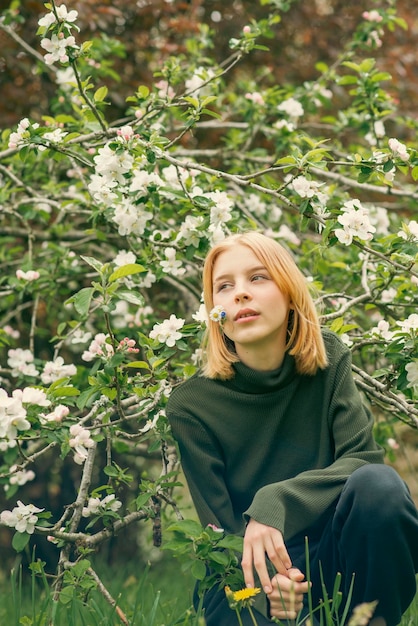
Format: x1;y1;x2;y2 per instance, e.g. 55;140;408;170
0;555;416;626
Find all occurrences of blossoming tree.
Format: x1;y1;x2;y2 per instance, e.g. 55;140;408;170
0;0;417;621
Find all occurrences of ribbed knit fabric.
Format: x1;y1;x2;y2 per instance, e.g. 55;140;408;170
167;330;384;541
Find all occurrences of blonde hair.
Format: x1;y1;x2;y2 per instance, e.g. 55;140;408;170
201;232;328;379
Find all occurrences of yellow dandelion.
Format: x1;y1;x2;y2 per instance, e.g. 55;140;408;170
232;587;261;602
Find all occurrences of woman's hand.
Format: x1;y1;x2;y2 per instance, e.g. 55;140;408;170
268;568;310;620
242;518;292;593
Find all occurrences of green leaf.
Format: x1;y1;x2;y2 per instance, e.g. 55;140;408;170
109;263;146;283
73;287;95;317
80;256;104;272
117;290;144;305
191;559;207;580
94;86;108;102
12;532;30;552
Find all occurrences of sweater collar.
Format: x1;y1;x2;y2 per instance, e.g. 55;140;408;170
230;351;296;393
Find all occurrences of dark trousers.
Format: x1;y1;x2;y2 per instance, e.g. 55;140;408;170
196;465;418;626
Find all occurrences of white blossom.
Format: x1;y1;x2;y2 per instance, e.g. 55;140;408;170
207;190;234;225
149;314;185;347
41;357;77;384
335;199;376;245
93;145;134;185
278;97;304;119
370;319;394;341
192;303;208;324
40;34;78;66
0;501;44;534
185;66;215;96
397;314;418;334
276;224;301;246
388;137;410;161
69;424;95;465
82;494;122;517
112;199;152;236
13;387;50;407
398;220;418;242
160;247;186;277
7;349;39;378
176;215;205;247
113;250;136;267
70;329;92;345
405;361;418;390
38;5;78;27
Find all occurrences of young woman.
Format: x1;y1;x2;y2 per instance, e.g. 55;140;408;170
167;231;418;626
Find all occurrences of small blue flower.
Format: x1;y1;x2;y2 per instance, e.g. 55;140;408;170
209;305;226;324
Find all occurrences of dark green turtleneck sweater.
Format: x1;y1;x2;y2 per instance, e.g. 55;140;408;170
167;330;384;541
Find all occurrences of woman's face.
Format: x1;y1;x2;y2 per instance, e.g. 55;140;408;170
212;245;290;368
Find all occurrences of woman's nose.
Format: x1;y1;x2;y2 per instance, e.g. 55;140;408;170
234;288;251;302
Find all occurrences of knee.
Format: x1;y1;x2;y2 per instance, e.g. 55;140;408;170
338;464;410;522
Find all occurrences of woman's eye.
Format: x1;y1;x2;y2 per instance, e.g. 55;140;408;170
217;282;232;291
251;274;267;282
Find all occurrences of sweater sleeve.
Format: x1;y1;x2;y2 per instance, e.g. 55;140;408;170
168;409;239;534
244;344;385;541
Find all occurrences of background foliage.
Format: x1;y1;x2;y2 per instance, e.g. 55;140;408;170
0;0;417;623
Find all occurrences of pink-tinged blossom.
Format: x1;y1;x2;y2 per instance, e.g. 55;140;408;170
387;438;399;450
8;118;35;149
388;137;410;161
82;333;114;362
8;466;36;487
292;175;324;199
245;92;265;106
0;501;44;534
41;357;76;384
40;34;78;66
117;125;135;141
69;424;95;464
7;348;39;378
362;10;383;22
405;361;418;390
149;314;185;347
155;80;176;100
16;269;40;281
3;325;20;340
39;404;70;425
